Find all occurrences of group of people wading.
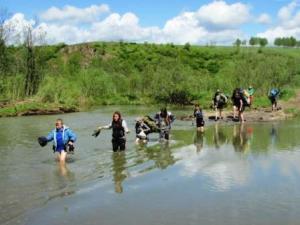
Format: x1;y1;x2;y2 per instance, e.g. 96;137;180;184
38;86;280;164
38;107;176;164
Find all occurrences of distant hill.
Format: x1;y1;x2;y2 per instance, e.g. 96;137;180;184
1;42;300;108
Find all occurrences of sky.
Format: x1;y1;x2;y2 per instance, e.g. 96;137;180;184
1;0;300;45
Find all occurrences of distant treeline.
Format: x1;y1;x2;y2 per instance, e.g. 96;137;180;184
274;37;300;47
234;36;300;48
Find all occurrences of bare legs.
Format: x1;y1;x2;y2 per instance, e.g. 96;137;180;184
56;150;67;165
215;108;223;121
233;106;237;119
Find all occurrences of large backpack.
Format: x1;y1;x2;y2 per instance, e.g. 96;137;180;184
142;115;160;133
220;94;228;104
270;89;279;97
215;93;228;105
194;109;203;119
237;88;250;106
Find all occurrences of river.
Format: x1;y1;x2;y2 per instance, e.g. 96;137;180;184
1;106;300;225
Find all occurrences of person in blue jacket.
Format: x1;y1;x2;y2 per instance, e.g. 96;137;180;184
46;118;77;164
268;88;280;111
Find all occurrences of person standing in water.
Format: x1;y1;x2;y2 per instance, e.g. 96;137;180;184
43;118;77;164
96;111;130;152
154;107;175;141
194;104;205;132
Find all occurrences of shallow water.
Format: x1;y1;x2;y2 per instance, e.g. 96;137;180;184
1;106;300;225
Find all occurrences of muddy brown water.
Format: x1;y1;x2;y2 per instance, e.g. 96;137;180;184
1;106;300;225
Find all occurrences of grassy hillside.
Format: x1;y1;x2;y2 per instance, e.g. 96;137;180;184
0;42;300;114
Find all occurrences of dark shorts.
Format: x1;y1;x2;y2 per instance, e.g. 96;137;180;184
112;138;126;152
216;103;225;109
234;103;245;112
55;149;66;154
196;118;205;127
53;145;66;153
269;96;277;104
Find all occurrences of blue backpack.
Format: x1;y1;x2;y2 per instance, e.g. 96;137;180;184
270;89;279;97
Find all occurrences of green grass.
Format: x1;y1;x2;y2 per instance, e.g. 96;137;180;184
0;101;72;117
284;107;300;117
0;107;17;117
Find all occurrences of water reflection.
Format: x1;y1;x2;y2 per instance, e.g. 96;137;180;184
232;124;254;153
213;123;228;149
108;122;300;194
112;152;128;193
56;163;73;178
194;131;204;153
46;165;76;201
270;124;278;148
144;142;176;170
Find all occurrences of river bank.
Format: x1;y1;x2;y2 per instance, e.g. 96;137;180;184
0;100;78;117
180;91;300;122
1;96;299;122
179;107;292;123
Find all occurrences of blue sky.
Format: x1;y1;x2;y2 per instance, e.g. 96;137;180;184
2;0;300;45
2;0;286;26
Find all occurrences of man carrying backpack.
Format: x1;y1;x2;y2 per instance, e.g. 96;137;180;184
231;88;246;123
268;88;280;111
213;89;227;121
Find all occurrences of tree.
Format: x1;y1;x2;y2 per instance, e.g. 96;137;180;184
234;38;242;47
23;25;46;96
289;36;297;47
24;27;37;96
274;38;282;46
274;36;298;47
249;37;268;47
183;42;191;51
0;8;13;76
249;37;259;46
259;38;268;47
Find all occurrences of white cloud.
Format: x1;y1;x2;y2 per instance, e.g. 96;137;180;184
40;4;110;24
161;0;250;44
257;1;300;43
4;13;35;44
89;13;162;43
4;13;35;32
37;23;89;44
195;0;251;29
278;0;298;21
257;13;272;24
5;1;253;45
173;144;250;191
258;26;300;43
162;12;207;43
